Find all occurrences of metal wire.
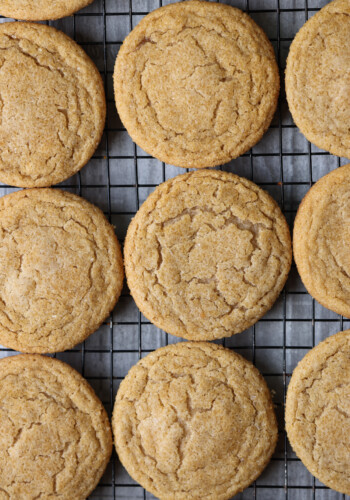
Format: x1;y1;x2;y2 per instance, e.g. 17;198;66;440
0;0;349;499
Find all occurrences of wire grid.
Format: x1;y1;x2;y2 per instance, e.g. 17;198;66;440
0;0;349;499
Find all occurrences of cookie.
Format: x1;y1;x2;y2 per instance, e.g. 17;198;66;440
113;341;278;500
286;330;350;495
114;0;279;168
293;163;350;318
286;0;350;158
0;22;105;187
0;188;123;353
0;354;112;499
0;0;94;20
124;170;292;341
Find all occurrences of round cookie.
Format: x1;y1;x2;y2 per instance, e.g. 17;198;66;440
286;330;350;495
124;170;292;341
286;0;350;159
113;342;278;500
0;0;94;20
0;188;123;353
114;0;280;168
0;22;105;187
294;164;350;318
0;354;112;499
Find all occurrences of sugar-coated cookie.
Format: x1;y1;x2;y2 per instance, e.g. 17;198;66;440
0;354;112;499
0;188;123;353
124;170;292;341
0;22;105;187
0;0;95;21
294;163;350;318
113;342;278;500
114;0;279;168
286;0;350;158
286;330;350;495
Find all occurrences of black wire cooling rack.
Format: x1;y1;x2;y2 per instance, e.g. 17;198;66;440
0;0;349;499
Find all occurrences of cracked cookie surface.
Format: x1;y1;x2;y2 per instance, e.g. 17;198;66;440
0;22;105;187
124;170;292;341
294;163;350;318
286;0;350;159
113;342;278;500
0;188;123;353
0;354;112;500
286;330;350;495
114;0;279;168
0;0;94;20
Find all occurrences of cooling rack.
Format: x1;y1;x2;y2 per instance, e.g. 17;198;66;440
0;0;349;499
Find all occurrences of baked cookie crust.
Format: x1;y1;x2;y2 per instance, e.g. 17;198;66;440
0;22;105;187
0;354;112;500
294;163;350;318
114;0;279;168
286;330;350;495
113;342;278;500
0;0;94;21
286;0;350;158
0;188;124;353
124;170;292;341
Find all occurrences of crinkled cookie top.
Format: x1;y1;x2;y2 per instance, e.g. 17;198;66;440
0;22;105;187
294;163;350;318
124;170;291;340
114;0;279;168
286;0;350;158
113;342;278;500
0;0;94;20
0;188;123;353
0;354;112;500
286;330;350;495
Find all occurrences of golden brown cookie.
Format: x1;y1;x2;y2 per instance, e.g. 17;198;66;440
0;354;112;499
286;0;350;158
113;342;278;500
0;0;94;20
114;0;280;168
124;170;292;341
286;330;350;495
0;188;123;353
294;163;350;318
0;22;105;187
